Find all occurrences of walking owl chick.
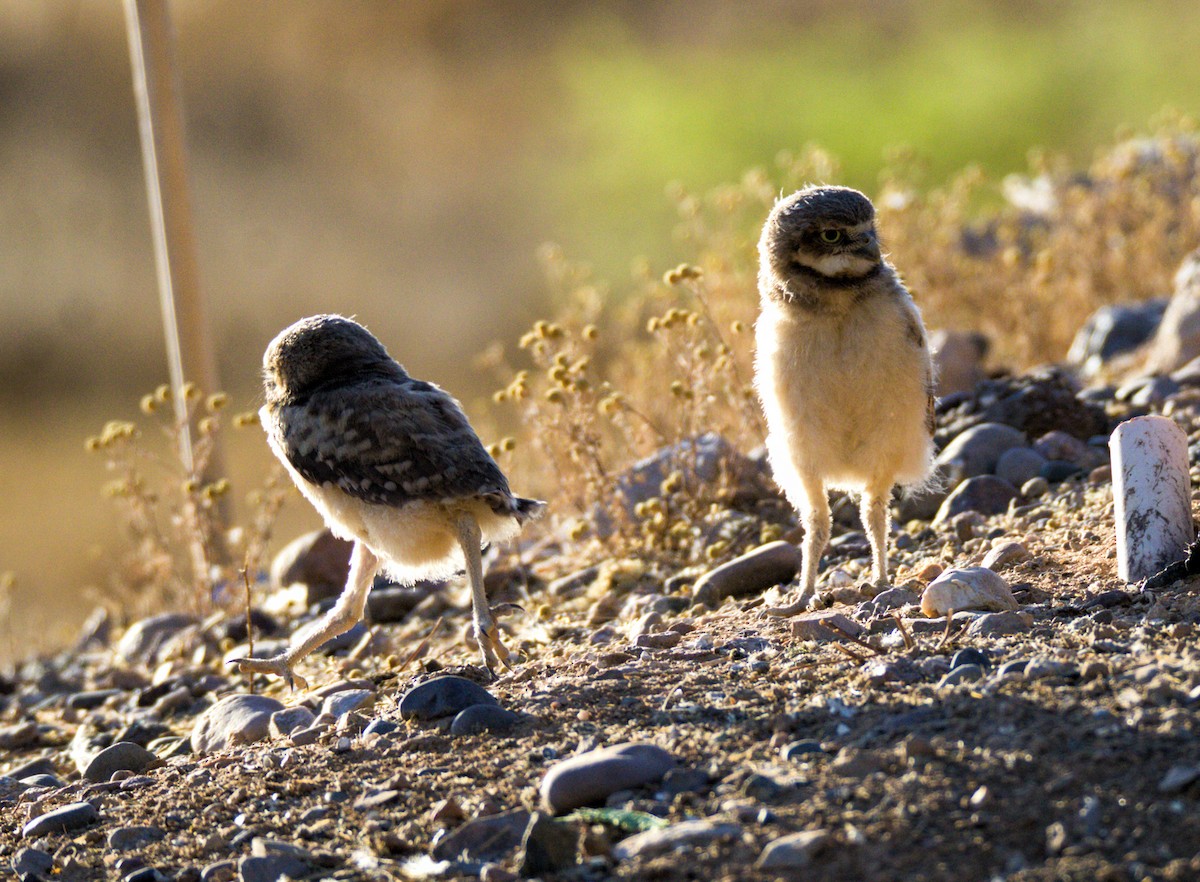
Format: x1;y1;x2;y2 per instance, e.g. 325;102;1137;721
754;186;935;615
230;315;544;687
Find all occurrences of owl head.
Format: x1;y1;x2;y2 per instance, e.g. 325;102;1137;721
263;314;402;402
760;186;883;287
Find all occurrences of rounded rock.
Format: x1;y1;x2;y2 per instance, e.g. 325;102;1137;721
995;447;1047;488
540;742;676;814
691;541;803;609
83;741;159;783
933;475;1018;524
950;647;990;670
938;664;984;688
399;676;499;722
23;801;100;838
920;567;1019;617
190;694;285;754
934;423;1028;485
450;704;523;737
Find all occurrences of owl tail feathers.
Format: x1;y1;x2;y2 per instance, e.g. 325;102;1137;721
513;497;547;523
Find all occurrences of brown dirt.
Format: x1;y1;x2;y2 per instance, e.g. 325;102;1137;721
4;476;1200;882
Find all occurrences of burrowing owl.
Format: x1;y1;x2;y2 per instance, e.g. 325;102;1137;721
229;315;544;687
754;186;935;615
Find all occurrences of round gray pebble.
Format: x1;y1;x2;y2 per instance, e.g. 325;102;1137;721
399;676;499;722
540;742;676;814
83;741;159;783
450;704;522;736
23;801;100;838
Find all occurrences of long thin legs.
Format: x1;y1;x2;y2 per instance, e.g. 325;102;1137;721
456;513;512;675
229;541;380;689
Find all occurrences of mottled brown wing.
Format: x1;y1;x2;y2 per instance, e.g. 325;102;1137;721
275;376;514;509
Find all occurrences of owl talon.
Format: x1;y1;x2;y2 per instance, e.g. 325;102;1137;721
762;590;825;618
476;622;515;678
227;655;309;691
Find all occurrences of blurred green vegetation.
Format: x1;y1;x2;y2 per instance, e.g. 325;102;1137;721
542;0;1200;273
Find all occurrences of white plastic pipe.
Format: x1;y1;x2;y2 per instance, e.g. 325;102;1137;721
1110;415;1195;582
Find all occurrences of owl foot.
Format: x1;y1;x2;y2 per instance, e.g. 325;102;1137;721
227;654;309;691
761;589;826;618
475;621;518;680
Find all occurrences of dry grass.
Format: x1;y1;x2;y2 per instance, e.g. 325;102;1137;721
85;384;289;621
491;120;1200;573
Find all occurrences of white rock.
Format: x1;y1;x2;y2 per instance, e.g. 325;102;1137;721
1110;415;1194;582
920;567;1018;617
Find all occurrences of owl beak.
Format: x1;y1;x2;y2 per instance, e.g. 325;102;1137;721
857;230;881;262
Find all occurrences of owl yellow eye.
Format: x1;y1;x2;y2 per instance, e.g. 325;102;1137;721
819;229;842;244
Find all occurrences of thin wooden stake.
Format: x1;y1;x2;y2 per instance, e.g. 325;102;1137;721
123;0;228;559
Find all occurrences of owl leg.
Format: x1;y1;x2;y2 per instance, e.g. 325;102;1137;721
229;541;380;690
861;485;891;592
764;474;830;617
456;513;513;677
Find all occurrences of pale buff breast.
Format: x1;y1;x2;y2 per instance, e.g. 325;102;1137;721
755;294;933;500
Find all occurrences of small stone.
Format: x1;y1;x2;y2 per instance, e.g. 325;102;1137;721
0;721;39;750
362;718;401;737
268;707;316;739
935;422;1028;485
289;726;324;747
996;658;1029;679
107;825;166;850
1040;460;1082;483
634;631;683;650
933;475;1018;523
430;809;531;862
691;541;802;608
1020;476;1050;497
869;587;919;610
951;647;990;670
115;612;198;666
1024;658;1077;680
611;820;741;861
67;689;124;710
270;528;353;605
920;567;1018;617
980;541;1031;571
191;694;285;754
23;801;100;838
756;829;830;870
966;611;1032;637
237;853;309;882
518;812;579;875
781;740;824;762
938;664;984;688
431;797;467;825
1158;764;1200;794
790;612;865;643
321;689;375;718
12;847;54;878
450;704;523;736
83;741;160;782
540;742;676;814
398;676;499;722
995;447;1048;488
830;747;887;777
366;584;434;623
201;859;236;882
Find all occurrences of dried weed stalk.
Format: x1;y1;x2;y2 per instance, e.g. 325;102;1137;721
86;384;288;619
492;122;1200;572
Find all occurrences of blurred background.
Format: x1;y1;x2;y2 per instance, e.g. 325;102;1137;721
2;0;1199;662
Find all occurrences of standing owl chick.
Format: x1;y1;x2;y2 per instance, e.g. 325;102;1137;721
754;186;935;615
230;315;544;687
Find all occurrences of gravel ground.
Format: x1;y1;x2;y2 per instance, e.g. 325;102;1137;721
5;371;1200;882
